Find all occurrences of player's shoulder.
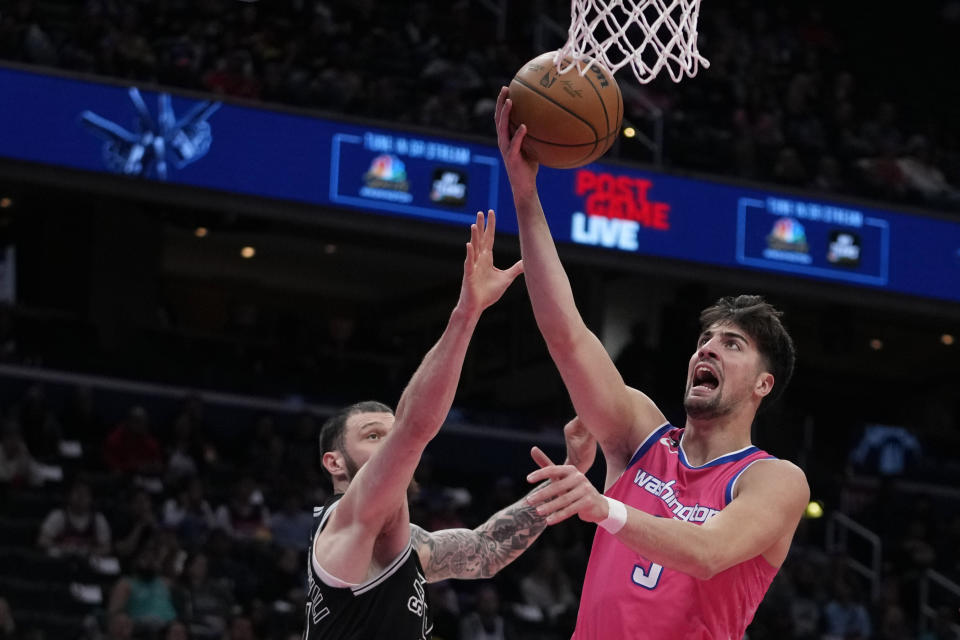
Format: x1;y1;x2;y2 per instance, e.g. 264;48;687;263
738;457;808;494
614;386;669;454
310;494;344;533
625;386;667;427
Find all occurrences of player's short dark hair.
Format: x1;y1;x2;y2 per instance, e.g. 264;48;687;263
318;401;393;479
699;295;795;410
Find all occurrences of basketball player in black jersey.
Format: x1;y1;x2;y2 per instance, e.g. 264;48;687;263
303;211;596;640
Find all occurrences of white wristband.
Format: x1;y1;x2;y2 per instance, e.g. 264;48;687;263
598;497;627;534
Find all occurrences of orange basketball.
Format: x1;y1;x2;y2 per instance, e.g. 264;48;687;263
508;51;623;169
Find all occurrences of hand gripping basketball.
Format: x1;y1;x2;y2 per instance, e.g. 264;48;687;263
495;87;539;198
504;52;623;169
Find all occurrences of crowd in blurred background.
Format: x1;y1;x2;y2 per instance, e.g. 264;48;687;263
1;0;960;639
0;375;956;640
1;0;960;212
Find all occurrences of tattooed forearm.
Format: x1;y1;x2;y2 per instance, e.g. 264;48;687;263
411;493;548;582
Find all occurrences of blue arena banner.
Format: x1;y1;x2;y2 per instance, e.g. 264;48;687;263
0;65;958;304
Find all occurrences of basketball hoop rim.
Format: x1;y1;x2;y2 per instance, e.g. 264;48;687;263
559;0;710;84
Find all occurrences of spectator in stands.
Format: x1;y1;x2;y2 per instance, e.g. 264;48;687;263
163;476;217;550
15;385;63;461
172;552;233;640
105;612;134;640
164;620;190;640
202;529;258;605
224;615;257;640
60;386;105;443
857;140;908;201
169;396;217;473
37;478;112;557
246;417;287;488
821;578;872;640
459;584;514;640
203;50;260;99
832;101;873;162
167;414;202;484
519;546;577;630
786;560;823;639
113;489;159;560
108;539;178;633
246;415;277;463
268;492;312;552
810;155;846;193
0;597;15;640
900;518;937;569
771;147;809;186
104;406;163;476
214;477;270;541
425;581;461;640
849;424;922;477
897;135;960;205
283;413;318;483
861;103;904;158
257;547;303;611
876;605;912;640
425;491;469;532
0;420;44;487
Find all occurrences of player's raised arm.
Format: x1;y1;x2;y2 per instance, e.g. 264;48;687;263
495;87;665;471
318;211;523;578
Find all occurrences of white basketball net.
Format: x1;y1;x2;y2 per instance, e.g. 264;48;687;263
557;0;709;84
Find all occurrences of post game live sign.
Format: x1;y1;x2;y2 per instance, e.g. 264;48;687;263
568;169;671;251
537;164;906;295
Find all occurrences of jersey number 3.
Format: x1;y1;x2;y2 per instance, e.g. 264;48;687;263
631;559;663;590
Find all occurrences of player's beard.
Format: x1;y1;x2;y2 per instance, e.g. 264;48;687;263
683;385;732;420
341;449;361;481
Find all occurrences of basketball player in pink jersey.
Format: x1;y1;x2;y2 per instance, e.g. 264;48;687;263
495;87;810;639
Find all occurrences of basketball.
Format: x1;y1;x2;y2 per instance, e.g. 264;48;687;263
508;51;623;169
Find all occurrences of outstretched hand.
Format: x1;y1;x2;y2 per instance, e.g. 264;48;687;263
459;210;524;315
527;447;608;526
563;417;597;474
495;87;539;199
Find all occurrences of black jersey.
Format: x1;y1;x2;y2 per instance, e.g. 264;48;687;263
303;495;433;640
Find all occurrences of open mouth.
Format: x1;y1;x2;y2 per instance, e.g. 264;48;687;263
692;364;719;392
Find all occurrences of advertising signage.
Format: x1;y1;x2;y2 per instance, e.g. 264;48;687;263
329;130;500;226
0;65;958;304
543;168;895;289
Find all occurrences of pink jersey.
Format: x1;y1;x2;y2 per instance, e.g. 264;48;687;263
572;423;779;640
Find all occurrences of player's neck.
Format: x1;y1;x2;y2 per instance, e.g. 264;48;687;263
681;414;754;467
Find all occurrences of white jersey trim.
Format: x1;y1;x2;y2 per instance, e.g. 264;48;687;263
312;553;360;589
310;501;361;588
310;499;415;594
351;543;413;596
678;440;756;469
